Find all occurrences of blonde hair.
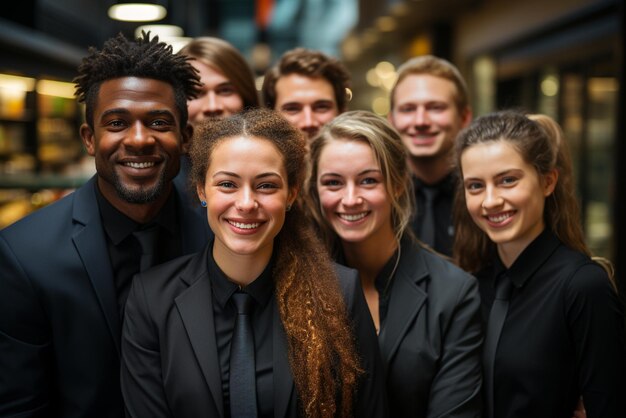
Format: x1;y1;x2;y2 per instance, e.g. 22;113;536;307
306;110;414;256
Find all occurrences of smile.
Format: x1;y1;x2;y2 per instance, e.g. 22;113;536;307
338;212;368;222
486;211;515;224
123;161;155;169
228;220;261;229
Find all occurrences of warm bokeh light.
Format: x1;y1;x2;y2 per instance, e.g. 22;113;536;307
108;3;167;22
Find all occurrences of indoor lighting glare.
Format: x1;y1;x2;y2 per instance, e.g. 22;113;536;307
0;74;36;92
108;3;167;22
36;80;76;99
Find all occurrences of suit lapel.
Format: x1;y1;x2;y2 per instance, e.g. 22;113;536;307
378;240;428;368
71;178;121;353
273;300;295;418
175;247;224;417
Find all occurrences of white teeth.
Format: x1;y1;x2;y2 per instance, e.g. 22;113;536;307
229;221;260;229
488;213;512;223
124;162;155;169
339;212;367;222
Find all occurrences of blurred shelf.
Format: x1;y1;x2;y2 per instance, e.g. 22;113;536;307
0;173;90;190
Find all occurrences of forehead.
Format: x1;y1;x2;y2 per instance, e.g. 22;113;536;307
275;74;336;104
95;77;178;115
319;139;376;168
211;136;284;165
393;73;458;104
461;141;530;174
192;60;230;84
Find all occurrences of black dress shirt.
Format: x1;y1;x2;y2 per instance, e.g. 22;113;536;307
373;246;401;332
96;186;182;315
208;248;274;418
411;173;456;256
477;228;626;418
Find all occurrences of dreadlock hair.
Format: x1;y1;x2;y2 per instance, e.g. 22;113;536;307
190;108;363;417
74;31;201;129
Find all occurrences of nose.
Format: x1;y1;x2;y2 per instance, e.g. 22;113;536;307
341;184;362;207
235;187;258;212
202;91;224;117
482;186;503;210
414;107;429;127
126;120;155;150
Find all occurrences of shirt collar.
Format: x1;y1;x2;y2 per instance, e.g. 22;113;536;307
496;228;561;289
95;184;179;245
413;172;457;197
208;240;274;310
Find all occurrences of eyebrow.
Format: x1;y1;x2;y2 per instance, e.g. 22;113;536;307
100;108;176;119
212;171;283;179
320;168;381;177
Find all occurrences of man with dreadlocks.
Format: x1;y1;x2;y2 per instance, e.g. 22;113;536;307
0;32;211;417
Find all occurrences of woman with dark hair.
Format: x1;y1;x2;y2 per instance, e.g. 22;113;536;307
121;108;386;418
306;110;482;417
454;110;626;418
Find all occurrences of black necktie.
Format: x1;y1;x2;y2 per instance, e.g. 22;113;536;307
133;225;159;272
229;292;257;417
420;187;438;248
483;273;513;418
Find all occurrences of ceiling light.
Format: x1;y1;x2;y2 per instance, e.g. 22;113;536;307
108;3;167;22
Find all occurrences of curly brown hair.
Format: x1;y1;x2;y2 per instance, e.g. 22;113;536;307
189;108;362;417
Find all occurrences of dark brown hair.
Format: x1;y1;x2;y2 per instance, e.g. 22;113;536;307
453;110;590;272
262;48;351;112
190;108;362;417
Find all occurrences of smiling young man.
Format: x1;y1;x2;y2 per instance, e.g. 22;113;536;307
262;48;351;140
0;33;211;417
388;55;472;256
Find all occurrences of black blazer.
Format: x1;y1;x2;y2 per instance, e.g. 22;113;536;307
121;244;388;417
379;236;483;417
0;177;211;418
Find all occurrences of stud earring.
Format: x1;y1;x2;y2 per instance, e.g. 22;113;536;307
200;200;207;207
286;204;292;212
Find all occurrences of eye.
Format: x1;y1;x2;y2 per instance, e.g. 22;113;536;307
257;182;278;191
150;119;173;129
500;176;518;186
360;177;379;185
320;178;342;189
216;85;236;96
280;104;302;115
106;119;126;129
397;105;414;114
427;103;448;112
312;102;333;113
217;181;237;189
465;181;484;192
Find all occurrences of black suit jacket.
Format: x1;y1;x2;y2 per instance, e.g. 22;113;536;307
0;176;211;418
121;244;388;417
379;236;483;417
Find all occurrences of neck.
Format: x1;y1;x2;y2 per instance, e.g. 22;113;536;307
342;233;398;285
497;225;545;268
408;154;453;185
213;241;273;287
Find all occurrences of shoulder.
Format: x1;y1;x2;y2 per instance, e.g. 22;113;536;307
415;244;478;295
133;250;205;298
332;262;360;298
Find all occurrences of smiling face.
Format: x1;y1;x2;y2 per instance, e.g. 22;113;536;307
187;60;245;124
461;140;557;262
316;139;395;246
275;74;339;140
81;77;188;210
389;74;470;161
197;136;296;263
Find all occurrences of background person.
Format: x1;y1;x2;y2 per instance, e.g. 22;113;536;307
306;110;482;417
0;32;210;417
121;108;387;418
387;55;472;256
262;47;350;140
175;37;259;201
454;110;626;418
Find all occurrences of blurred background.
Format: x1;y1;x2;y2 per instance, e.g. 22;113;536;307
0;0;623;269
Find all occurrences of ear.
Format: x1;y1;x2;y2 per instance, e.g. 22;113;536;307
287;187;299;207
543;168;559;197
80;123;96;156
460;106;473;128
181;123;193;154
196;184;206;203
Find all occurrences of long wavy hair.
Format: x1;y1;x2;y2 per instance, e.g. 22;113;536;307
305;110;414;257
453;110;593;273
190;108;362;417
